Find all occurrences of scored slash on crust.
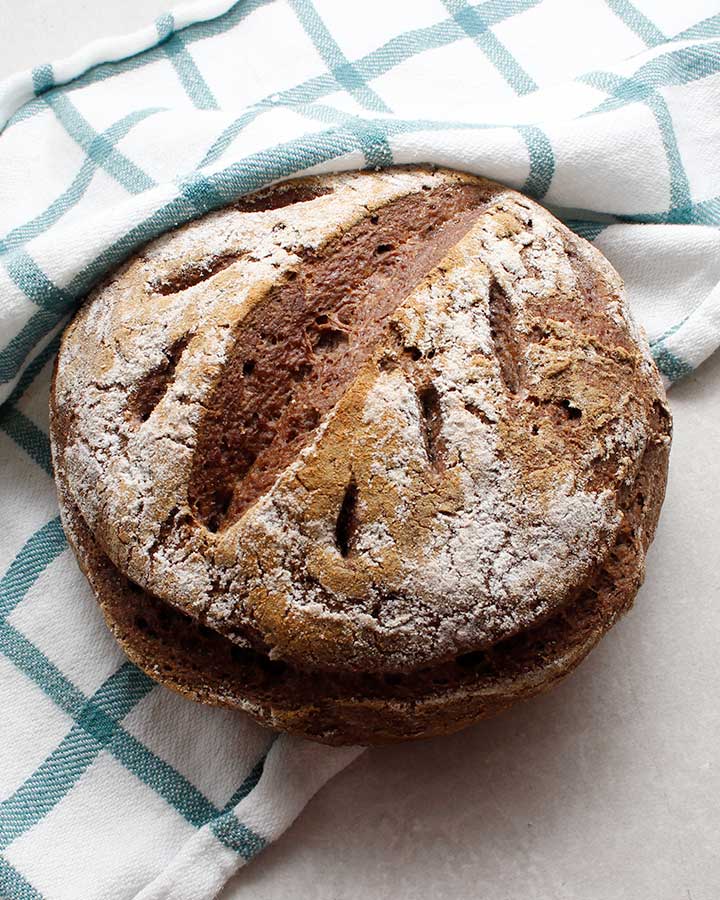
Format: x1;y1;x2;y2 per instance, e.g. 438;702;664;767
185;181;491;533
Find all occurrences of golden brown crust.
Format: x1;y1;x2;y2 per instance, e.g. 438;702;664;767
49;166;672;743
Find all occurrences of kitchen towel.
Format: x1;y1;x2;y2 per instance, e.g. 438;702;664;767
1;1;719;898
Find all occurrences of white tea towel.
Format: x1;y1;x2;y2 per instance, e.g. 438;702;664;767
1;1;719;898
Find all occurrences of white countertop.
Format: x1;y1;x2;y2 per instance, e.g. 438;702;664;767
2;4;719;898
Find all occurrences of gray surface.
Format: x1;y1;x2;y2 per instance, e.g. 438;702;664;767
2;3;719;898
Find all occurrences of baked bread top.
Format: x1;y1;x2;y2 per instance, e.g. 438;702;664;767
51;167;670;675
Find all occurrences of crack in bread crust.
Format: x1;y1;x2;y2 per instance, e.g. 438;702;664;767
50;166;672;687
187;183;491;532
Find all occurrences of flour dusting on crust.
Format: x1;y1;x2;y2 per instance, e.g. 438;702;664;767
51;167;671;674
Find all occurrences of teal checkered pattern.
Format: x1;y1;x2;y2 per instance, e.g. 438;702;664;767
0;351;277;895
0;1;719;897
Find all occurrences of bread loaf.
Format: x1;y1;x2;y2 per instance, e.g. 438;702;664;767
50;167;671;744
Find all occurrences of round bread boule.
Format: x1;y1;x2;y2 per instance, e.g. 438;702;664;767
50;166;671;745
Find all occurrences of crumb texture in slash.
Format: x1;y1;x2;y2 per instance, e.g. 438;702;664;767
187;181;490;532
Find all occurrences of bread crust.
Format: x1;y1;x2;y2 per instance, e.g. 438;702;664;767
49;167;671;743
